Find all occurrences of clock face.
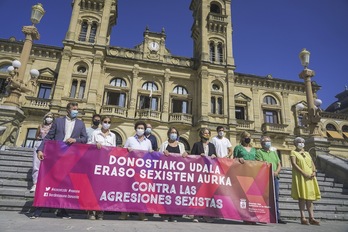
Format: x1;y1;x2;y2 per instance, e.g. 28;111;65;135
149;41;160;51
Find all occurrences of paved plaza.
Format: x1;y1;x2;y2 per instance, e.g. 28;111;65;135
0;211;347;232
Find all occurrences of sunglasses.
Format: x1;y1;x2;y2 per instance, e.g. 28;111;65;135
103;121;111;124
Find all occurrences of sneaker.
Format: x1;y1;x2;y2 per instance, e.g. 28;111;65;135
171;219;177;223
56;209;71;219
30;209;42;219
163;219;169;222
193;218;199;223
87;211;96;220
30;184;36;193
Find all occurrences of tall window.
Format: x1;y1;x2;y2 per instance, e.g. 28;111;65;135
139;82;159;110
37;83;52;99
211;97;223;114
107;92;126;107
179;137;190;152
217;43;223;63
24;128;37;148
210;3;221;14
70;80;78;98
209;42;215;62
235;106;245;120
264;110;278;124
78;21;88;41
0;78;7;94
78;80;86;99
172;99;188;113
112;131;123;147
89;22;98;43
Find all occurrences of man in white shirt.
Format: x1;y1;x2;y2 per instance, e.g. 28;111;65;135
211;126;233;158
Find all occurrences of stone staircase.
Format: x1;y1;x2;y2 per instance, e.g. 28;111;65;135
279;169;348;220
0;146;347;220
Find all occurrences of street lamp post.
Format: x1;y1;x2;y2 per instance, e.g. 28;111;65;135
298;48;323;137
4;3;45;106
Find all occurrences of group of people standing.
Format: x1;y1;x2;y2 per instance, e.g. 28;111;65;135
28;102;321;226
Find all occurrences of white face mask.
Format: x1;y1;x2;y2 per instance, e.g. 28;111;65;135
297;143;305;149
218;131;224;137
45;118;53;124
136;129;144;136
102;123;110;130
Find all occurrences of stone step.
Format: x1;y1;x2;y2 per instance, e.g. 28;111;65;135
0;198;33;211
280;210;348;220
0;171;31;180
0;154;33;162
0;188;34;198
0;179;33;188
279;196;348;206
0;150;34;158
0;160;32;168
279;179;339;188
0;166;32;174
5;146;35;152
279;203;348;213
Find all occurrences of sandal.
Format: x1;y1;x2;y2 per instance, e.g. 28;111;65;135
309;218;320;226
301;218;309;225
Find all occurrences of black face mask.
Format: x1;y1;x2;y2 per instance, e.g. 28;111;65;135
244;138;251;144
92;120;100;126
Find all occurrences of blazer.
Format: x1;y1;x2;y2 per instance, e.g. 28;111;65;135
37;116;87;152
190;141;216;157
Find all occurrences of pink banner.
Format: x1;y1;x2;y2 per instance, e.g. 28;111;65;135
34;141;276;223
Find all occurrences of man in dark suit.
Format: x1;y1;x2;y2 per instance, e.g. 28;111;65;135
31;102;87;219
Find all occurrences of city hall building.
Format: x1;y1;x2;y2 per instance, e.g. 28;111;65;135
1;0;347;167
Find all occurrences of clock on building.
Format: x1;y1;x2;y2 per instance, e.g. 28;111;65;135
148;41;160;51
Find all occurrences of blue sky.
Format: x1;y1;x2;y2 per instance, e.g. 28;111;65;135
0;0;347;109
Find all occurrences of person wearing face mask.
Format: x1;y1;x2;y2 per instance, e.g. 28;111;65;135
190;127;217;223
211;126;233;158
34;102;87;219
120;120;152;221
158;127;188;222
145;123;158;151
86;114;101;143
256;136;286;224
233;131;257;164
29;112;55;194
290;137;321;226
87;116;115;220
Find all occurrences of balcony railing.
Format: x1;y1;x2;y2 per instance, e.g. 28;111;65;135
24;96;51;109
262;123;289;134
136;109;161;120
169;113;192;125
101;105;127;117
236;120;254;130
208;13;228;23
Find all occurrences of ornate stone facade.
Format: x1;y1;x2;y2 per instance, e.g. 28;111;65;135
1;0;346;166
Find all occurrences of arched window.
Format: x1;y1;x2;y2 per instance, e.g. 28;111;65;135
78;21;88;41
179;137;190;153
263;96;277;105
342;125;348;132
210;3;221;14
217;43;223;63
209;42;215;62
326;124;337;131
142;82;158;91
110;78;126;87
111;131;123;147
326;123;344;139
173;86;188;95
89;22;98;43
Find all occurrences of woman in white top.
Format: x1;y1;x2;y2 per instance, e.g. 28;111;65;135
90;116;116;148
159;127;188;157
88;116;116;220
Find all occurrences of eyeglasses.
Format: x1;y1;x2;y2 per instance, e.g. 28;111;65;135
103;121;111;124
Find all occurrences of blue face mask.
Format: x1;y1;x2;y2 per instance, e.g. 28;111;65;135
264;141;271;149
170;133;178;141
70;110;78;119
145;128;152;134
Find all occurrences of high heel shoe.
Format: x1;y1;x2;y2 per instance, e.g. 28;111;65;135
309;218;320;226
301;218;309;225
